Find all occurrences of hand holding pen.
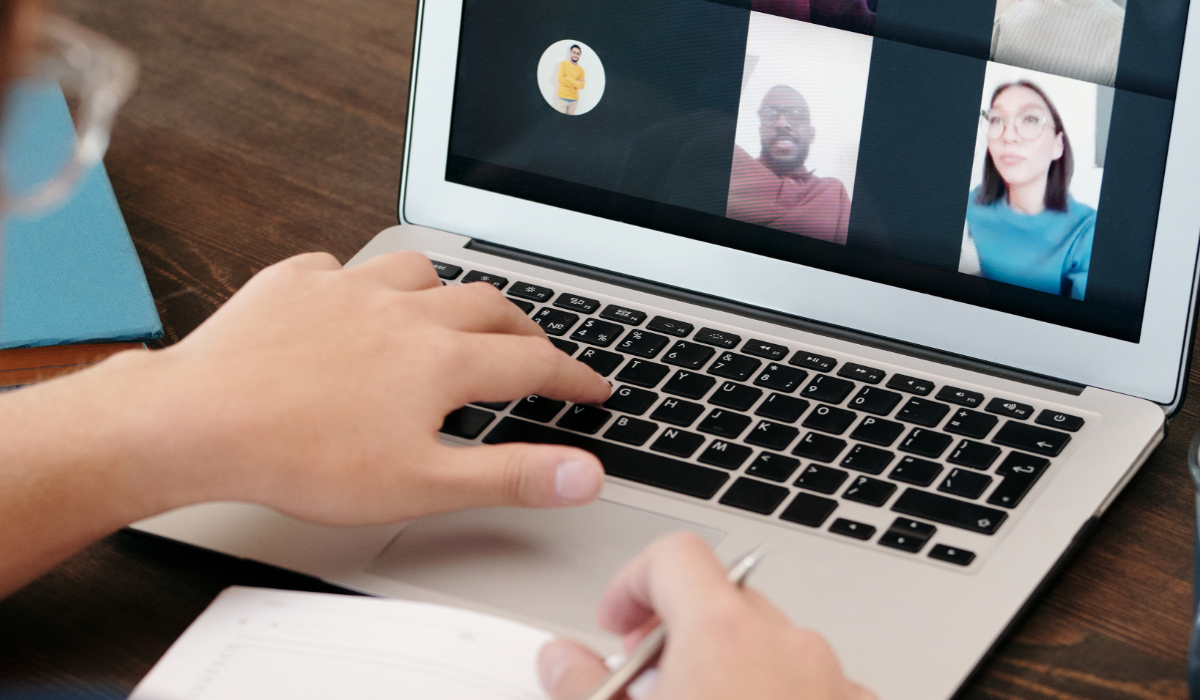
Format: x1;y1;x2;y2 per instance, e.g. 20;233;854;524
537;532;877;700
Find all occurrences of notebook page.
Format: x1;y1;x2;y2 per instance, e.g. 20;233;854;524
129;586;553;700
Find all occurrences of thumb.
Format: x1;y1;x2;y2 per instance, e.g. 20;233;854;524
430;442;605;509
538;638;619;700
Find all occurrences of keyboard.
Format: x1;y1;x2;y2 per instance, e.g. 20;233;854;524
432;258;1087;570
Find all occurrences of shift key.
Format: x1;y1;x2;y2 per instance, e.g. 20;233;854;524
891;488;1007;535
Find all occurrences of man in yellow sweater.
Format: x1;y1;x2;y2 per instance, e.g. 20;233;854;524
556;45;586;115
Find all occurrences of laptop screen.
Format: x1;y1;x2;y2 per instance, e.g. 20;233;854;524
444;0;1188;344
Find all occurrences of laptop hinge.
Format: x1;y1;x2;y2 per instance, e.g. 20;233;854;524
467;239;1086;397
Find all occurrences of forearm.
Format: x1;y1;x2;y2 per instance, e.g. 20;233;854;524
0;350;192;597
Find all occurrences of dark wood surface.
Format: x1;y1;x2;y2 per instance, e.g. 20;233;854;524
0;1;1194;698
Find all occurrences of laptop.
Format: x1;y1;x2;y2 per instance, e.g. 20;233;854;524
134;0;1200;697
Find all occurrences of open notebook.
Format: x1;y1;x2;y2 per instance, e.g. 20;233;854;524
130;587;556;700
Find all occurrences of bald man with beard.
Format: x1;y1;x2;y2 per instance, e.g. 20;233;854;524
726;86;852;245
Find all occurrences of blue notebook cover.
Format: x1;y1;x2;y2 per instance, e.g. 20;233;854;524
0;80;163;350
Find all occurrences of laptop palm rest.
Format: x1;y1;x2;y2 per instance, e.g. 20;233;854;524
367;499;724;634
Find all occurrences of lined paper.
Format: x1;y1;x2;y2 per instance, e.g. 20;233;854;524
129;587;553;700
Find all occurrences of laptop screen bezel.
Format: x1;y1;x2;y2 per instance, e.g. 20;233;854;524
398;0;1200;408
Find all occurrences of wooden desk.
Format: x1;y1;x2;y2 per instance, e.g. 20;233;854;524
0;1;1193;697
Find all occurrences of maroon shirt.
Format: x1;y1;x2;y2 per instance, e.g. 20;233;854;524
725;146;851;245
751;0;875;34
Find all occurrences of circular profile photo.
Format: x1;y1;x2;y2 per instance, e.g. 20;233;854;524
537;40;606;116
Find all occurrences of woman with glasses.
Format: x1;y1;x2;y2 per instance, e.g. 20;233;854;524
962;81;1094;300
0;5;875;700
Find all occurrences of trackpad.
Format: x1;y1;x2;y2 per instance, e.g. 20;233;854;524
367;500;724;635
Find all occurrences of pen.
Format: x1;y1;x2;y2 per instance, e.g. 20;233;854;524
581;543;771;700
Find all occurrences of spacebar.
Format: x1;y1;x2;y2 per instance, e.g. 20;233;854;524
483;417;730;500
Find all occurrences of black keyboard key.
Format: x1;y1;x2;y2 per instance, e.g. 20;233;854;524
440;406;496;440
694;327;742;349
577;347;624;377
604;386;659;416
792;432;847;463
895;398;951;428
650;398;706;427
557;405;613;435
743;339;790;361
935;386;984;408
647;316;694;337
886;374;934;396
929;544;976;566
944;408;998;439
711;382;764;412
508;282;554;303
662;370;717;400
794;464;849;494
755;394;810;424
708;352;762;381
745;420;801;451
790;351;837;373
878;518;936;553
888;457;943;487
430;260;463;280
1036;410;1085;432
549;338;579;355
510;395;567;423
485;418;727;499
600;305;647;326
801;375;855;404
720;478;790;515
650;427;706;459
802;405;858;435
748;452;801;483
992;422;1071;457
604;416;659;446
509;298;535;314
892;489;1006;535
533;308;580;336
615;330;670;359
838;363;886;384
571;318;624;348
697;409;753;440
698;440;754;470
849;417;905;447
843;475;898;507
840;445;895;475
947;440;1002;470
899;428;953;458
848;386;902;416
754;364;808;393
462;270;508;290
615;360;670;388
830;518;876;540
780;493;839;528
938;469;993;500
662;341;716;369
554;293;600;314
988;452;1051;508
472;401;511;411
986;398;1034;420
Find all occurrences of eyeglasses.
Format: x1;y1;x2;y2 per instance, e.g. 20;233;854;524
758;106;809;127
2;15;138;215
981;109;1050;141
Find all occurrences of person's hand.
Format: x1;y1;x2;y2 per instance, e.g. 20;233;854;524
108;250;612;524
537;533;876;700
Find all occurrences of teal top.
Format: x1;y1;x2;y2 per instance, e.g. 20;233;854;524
966;188;1095;300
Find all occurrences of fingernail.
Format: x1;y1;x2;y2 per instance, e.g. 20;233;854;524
555;459;602;505
539;641;573;691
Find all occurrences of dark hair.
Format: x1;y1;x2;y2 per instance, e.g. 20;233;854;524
570;44;581;52
977;81;1073;212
